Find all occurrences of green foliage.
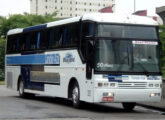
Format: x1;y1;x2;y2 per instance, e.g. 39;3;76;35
0;13;60;37
0;38;5;81
0;16;6;37
159;25;165;77
159;25;165;66
0;37;5;67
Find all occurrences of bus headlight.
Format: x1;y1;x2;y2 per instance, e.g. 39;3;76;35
154;84;160;88
110;83;116;87
148;83;154;87
98;83;103;87
148;83;161;88
103;92;114;97
104;83;109;87
96;82;117;88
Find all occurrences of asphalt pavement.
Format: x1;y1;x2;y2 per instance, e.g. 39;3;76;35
0;85;165;120
138;98;165;112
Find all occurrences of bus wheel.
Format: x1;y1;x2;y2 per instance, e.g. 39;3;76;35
18;79;26;98
18;79;34;98
122;102;136;111
72;82;81;108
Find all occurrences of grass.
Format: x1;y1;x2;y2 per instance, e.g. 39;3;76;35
0;81;4;85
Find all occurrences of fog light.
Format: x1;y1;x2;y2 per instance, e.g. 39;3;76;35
150;93;160;97
150;93;155;97
103;92;114;97
108;92;114;97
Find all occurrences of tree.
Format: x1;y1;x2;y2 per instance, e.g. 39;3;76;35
0;13;60;37
0;16;6;37
0;37;5;81
159;25;165;77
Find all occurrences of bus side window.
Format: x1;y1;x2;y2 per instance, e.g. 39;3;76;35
63;28;67;46
49;29;54;48
59;26;68;47
7;35;21;53
30;32;38;50
7;36;13;53
25;34;30;51
15;36;21;52
67;23;79;47
39;31;47;50
54;27;60;48
36;32;40;49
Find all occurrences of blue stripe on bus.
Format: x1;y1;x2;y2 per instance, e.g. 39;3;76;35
108;79;123;82
23;24;47;33
103;75;124;82
6;54;60;65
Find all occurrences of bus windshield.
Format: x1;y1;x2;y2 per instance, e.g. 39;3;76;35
95;24;160;74
97;24;158;39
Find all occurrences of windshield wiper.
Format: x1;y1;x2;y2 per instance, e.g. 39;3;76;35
135;62;150;76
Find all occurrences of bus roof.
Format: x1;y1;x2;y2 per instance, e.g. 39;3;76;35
47;16;81;28
82;13;158;25
7;13;158;36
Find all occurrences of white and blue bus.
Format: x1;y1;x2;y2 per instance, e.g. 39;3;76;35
5;13;162;111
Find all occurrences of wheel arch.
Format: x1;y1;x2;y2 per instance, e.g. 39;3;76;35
68;77;79;99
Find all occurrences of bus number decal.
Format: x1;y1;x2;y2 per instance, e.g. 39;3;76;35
45;54;60;65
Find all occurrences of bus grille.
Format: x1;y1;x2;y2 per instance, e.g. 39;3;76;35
118;82;147;89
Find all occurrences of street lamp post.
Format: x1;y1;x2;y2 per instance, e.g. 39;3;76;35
134;0;136;13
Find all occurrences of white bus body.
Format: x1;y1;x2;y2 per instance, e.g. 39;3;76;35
5;13;162;110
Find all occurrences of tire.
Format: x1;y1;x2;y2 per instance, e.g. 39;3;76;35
72;82;81;108
18;79;26;98
122;102;136;111
18;78;34;98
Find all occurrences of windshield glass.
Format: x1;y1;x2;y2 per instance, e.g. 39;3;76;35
95;40;160;73
97;24;158;39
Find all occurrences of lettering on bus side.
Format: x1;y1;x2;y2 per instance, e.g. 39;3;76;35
63;53;75;63
45;54;60;65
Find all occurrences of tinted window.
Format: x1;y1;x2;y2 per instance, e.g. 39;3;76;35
22;30;46;51
98;24;158;39
39;31;47;49
48;22;79;49
7;34;21;53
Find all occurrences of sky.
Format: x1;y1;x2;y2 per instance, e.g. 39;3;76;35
0;0;165;16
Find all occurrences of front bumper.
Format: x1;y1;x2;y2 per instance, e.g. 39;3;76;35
94;88;162;103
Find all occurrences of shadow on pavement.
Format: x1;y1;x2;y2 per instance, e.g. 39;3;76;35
13;95;139;114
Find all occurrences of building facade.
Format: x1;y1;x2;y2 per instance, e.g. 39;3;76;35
30;0;115;18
